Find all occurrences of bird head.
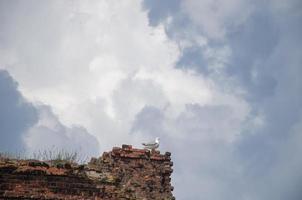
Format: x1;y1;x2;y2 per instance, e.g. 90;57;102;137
155;137;160;143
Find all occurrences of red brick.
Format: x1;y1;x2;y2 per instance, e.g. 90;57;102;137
0;145;175;200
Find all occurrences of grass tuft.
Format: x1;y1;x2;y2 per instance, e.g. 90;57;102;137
0;147;88;164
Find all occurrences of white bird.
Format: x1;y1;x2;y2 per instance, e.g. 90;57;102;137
142;137;160;150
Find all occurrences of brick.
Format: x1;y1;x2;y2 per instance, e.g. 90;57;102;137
0;145;175;200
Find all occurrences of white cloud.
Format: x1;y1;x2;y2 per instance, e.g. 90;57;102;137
24;105;99;159
141;0;302;199
1;0;249;152
0;0;260;199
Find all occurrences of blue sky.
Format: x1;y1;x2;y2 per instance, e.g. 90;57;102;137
0;0;302;199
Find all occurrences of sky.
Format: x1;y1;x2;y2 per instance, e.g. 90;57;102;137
0;0;301;199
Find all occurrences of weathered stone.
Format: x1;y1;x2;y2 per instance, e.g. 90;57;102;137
165;152;171;157
0;145;175;200
122;144;132;150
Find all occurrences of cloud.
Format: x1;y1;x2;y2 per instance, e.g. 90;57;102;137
143;0;253;40
131;102;250;200
0;69;99;157
142;0;302;199
24;105;100;159
142;0;181;26
181;0;253;40
0;0;221;152
0;69;37;152
1;0;301;199
0;0;251;199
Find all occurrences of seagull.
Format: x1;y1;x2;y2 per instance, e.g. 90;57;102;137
142;137;160;151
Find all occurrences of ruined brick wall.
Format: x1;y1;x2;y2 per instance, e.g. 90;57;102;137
0;145;174;200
